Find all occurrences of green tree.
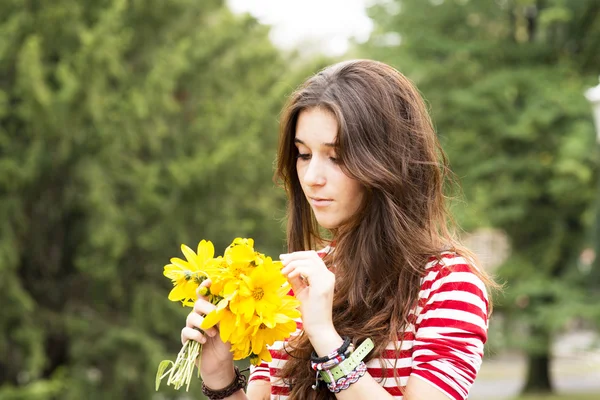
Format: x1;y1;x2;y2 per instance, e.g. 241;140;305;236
0;0;295;398
362;0;599;394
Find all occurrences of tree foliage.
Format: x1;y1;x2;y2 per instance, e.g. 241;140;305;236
0;0;299;398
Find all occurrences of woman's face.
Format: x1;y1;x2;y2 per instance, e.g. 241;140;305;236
294;107;365;230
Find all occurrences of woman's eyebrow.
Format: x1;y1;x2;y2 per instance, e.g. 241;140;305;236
294;138;337;147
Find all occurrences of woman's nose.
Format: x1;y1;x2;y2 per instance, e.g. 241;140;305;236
303;158;326;186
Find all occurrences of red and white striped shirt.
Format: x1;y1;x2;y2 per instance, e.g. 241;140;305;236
249;251;489;400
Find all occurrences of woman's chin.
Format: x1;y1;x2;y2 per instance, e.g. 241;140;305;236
315;217;339;230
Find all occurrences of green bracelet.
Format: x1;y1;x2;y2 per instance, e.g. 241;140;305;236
319;338;374;384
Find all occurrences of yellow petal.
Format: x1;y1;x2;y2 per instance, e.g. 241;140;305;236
219;310;236;343
197;240;215;262
170;257;190;270
256;345;272;363
261;314;277;328
168;284;187;302
226;243;255;264
223;281;240;299
182;281;199;300
216;298;229;311
180;244;199;269
210;279;225;295
251;331;264;354
236;297;255;321
238;282;252;297
232;337;251;361
163;264;183;281
200;309;222;329
229;297;240;315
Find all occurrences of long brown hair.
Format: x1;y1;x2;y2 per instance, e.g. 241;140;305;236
274;59;495;399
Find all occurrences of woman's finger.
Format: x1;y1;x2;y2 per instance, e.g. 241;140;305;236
280;259;315;276
193;297;217;316
279;250;323;265
285;264;322;282
281;261;311;288
281;261;317;290
186;311;219;337
284;264;331;295
181;326;207;345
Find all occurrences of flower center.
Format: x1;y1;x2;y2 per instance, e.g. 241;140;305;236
252;288;264;301
259;323;267;330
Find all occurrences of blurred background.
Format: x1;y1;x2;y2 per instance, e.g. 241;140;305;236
0;0;599;399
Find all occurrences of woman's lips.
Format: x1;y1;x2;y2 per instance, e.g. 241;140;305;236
310;197;333;207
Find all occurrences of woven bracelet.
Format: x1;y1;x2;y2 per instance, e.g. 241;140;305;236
327;361;368;393
201;366;247;400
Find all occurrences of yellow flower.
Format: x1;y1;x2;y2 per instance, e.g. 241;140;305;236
158;237;302;392
231;335;252;361
246;319;297;358
200;299;247;344
246;292;300;354
163;240;216;306
225;238;267;270
210;238;263;298
224;238;255;261
229;258;286;323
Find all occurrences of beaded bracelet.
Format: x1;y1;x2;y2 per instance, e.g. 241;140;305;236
310;343;355;371
310;336;352;364
326;361;368;393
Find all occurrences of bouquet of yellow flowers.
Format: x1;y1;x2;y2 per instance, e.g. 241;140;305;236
155;238;301;391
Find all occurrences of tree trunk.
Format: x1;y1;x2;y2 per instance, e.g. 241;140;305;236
522;327;553;394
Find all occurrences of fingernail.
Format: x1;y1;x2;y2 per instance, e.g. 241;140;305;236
279;253;289;260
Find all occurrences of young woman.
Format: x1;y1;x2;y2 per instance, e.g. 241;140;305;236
182;59;494;400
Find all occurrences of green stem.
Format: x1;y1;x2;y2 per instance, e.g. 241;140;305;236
156;340;202;391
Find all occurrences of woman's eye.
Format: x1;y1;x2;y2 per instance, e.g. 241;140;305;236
297;153;311;160
329;156;340;164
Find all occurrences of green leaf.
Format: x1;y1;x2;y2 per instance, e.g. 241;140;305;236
155;360;174;391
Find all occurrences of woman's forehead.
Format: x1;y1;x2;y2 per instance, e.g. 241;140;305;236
294;108;338;146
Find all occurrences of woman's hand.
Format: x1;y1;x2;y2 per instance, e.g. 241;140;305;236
280;251;336;339
181;279;235;387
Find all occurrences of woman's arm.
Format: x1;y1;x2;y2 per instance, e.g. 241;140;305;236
310;330;452;400
246;380;271;400
184;280;267;400
279;253;398;400
199;372;270;400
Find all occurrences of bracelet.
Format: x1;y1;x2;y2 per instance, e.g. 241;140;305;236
327;361;367;393
201;366;247;400
319;338;374;384
311;343;355;371
310;336;352;363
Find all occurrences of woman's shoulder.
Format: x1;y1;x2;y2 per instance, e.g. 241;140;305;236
423;251;482;276
420;251;489;302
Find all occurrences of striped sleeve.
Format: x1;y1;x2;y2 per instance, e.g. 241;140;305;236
410;258;489;400
249;361;270;383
